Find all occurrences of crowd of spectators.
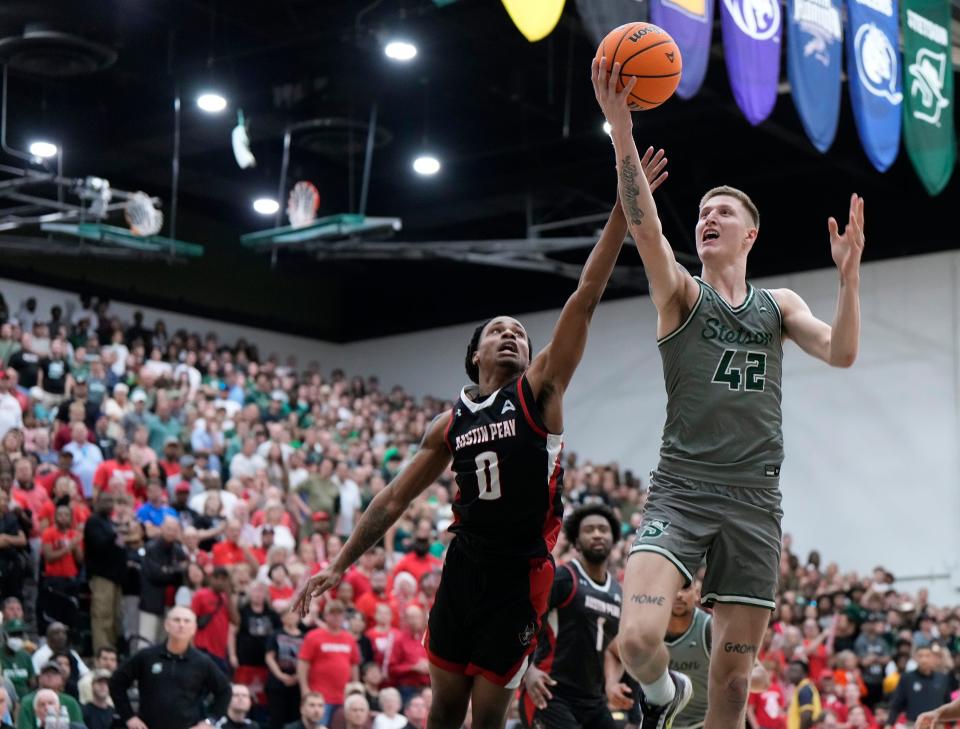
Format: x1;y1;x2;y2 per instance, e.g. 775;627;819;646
0;291;955;729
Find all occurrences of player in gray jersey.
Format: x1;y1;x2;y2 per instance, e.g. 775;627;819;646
593;56;864;729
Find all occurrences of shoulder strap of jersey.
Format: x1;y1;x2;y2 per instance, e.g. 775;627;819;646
517;373;550;438
702;610;712;658
442;405;456;454
556;562;579;609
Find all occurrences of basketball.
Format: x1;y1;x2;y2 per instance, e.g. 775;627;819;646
594;22;682;110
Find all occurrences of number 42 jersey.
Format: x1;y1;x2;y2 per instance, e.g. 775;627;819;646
444;374;564;562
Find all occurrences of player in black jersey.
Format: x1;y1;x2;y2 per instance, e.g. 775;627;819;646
293;109;669;729
519;505;624;729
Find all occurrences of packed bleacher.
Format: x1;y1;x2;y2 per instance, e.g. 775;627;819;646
0;290;955;729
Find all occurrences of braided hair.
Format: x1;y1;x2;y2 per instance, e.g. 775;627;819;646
464;317;533;384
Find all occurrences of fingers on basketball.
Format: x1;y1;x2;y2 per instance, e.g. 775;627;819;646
594;22;683;111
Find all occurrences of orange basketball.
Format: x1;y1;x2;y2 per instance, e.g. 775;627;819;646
594;22;683;110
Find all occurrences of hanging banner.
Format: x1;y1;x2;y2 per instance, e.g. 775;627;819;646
845;0;902;171
786;0;843;151
501;0;566;42
576;0;649;48
649;0;712;98
720;0;782;124
901;0;955;194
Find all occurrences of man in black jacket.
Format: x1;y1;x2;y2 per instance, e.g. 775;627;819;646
84;493;127;653
111;606;231;729
138;516;187;649
886;644;956;726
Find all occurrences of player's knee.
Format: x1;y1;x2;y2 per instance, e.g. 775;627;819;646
618;623;663;667
715;673;750;713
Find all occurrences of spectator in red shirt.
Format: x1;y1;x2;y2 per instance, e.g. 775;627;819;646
343;550;377;602
37;450;82;499
40;503;83;586
11;457;51;538
386;605;429;704
365;604;402;677
389;521;440;591
298;599;360;727
748;667;786;729
92;440;137;498
37;476;90;532
212;518;259;571
191;566;236;674
267;562;295;614
355;571;391;628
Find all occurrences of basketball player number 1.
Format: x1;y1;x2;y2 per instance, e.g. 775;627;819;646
596;617;606;652
475;451;502;501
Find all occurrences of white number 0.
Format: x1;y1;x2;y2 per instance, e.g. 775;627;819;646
475;450;502;501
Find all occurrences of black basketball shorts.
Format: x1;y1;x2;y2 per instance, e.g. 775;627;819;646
425;538;554;689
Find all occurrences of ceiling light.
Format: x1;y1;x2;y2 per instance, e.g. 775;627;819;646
29;141;58;159
252;197;279;215
385;41;418;62
196;93;227;113
602;121;612;135
412;155;440;176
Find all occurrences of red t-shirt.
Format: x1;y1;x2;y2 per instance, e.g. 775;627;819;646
387;629;430;689
92;460;137;496
40;526;80;578
191;587;230;658
12;484;51;535
749;687;786;729
343;567;372;600
269;585;294;603
299;627;360;705
37;500;90;530
354;592;391;627
37;470;83;499
365;626;403;673
159;459;181;479
212;541;247;567
389;553;441;590
804;640;829;679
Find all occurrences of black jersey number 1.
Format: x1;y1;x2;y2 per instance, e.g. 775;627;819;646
474;451;502;501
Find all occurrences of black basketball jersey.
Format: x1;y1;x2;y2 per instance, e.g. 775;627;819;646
444;374;564;562
534;559;623;702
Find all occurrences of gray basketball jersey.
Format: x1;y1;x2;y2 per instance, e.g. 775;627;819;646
668;608;712;729
657;277;784;488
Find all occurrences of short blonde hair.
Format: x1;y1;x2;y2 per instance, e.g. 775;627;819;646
699;186;759;228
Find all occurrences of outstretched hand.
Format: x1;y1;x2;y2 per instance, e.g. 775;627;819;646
828;193;865;279
592;56;637;134
641;146;669;193
291;565;342;618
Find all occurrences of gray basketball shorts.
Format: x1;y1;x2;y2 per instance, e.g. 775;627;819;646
630;470;783;610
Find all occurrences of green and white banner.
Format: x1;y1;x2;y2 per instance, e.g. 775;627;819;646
901;0;955;194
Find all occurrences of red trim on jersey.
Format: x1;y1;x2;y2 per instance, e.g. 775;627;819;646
442;408;455;453
516;375;548;438
542;444;563;551
556;563;578;609
518;689;537;725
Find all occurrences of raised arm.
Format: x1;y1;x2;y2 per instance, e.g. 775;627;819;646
772;194;864;368
292;411;453;616
591;57;697;317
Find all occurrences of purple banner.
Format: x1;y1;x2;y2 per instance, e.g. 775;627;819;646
721;0;783;124
575;0;649;48
649;0;714;98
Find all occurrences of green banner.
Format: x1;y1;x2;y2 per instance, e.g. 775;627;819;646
901;0;956;195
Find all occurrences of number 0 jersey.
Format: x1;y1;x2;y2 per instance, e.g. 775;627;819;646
658;277;784;488
444;374;564;562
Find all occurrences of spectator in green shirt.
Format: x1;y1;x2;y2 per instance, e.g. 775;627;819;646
16;663;82;729
0;626;34;700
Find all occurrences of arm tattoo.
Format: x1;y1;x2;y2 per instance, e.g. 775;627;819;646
722;642;757;655
619;156;646;227
338;503;396;568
